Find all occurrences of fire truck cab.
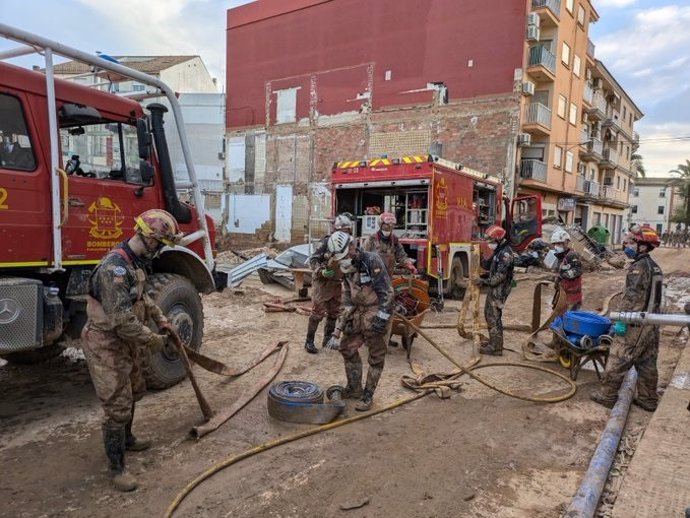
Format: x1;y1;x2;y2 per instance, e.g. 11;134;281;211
332;155;541;299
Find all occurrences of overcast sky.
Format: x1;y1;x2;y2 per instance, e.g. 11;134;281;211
0;0;688;176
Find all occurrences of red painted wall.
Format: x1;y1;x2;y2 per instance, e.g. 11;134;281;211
226;0;527;129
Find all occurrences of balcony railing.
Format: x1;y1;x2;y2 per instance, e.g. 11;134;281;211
600;185;626;203
576;175;586;192
592;93;607;113
585;180;600;196
587;137;603;157
525;102;552;129
532;0;561;18
587;39;595;58
604;109;623;130
583;83;594;104
528;45;556;74
521;159;548;182
602;148;618;165
580;129;589;144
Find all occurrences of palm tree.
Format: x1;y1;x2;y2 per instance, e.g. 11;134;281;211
631;152;646;178
670;159;690;228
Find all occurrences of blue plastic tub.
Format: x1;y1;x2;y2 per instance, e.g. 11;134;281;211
561;311;612;337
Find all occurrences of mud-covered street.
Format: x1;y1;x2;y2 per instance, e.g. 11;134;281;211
1;248;688;518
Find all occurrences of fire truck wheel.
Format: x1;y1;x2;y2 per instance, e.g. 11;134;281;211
143;273;204;389
0;344;62;365
449;257;466;300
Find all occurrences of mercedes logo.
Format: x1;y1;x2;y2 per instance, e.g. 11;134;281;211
0;298;21;324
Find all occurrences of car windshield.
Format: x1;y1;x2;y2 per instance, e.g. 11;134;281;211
274;248;308;268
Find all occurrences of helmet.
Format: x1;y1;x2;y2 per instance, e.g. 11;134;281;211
327;231;353;260
334;213;354;230
550;228;571;244
485;225;506;241
134;209;182;247
632;227;660;248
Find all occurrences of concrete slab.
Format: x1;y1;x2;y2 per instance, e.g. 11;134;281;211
612;342;690;517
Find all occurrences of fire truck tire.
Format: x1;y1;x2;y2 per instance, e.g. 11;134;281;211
0;344;62;365
449;257;466;300
143;273;204;389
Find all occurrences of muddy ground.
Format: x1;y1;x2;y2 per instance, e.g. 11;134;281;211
1;248;688;518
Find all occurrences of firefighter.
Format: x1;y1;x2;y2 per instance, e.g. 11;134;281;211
81;209;181;492
325;231;395;411
591;227;663;411
474;224;514;356
362;212;417;277
303;214;354;354
550;229;584;312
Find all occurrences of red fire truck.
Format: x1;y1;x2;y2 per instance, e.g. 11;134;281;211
0;25;223;387
332;155;541;299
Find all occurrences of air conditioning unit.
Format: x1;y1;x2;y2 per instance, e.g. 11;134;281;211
526;25;540;42
593;78;603;89
522;81;535;96
517;133;532;146
527;13;540;27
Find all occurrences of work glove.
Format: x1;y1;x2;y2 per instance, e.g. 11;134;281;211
372;312;390;335
158;319;175;334
321;268;336;279
405;262;417;274
325;334;341;351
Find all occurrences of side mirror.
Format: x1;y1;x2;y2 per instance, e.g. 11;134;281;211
137;118;151;160
140;160;155;184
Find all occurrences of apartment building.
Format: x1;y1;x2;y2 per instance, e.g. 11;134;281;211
517;0;642;244
629;177;675;234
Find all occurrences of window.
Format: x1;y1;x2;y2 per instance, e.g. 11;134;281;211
623;179;627;192
562;42;571;66
659;188;666;198
573;55;581;77
0;93;37;171
616;176;620;189
554;145;563;168
658;206;665;215
656;224;663;233
569;103;577;125
566;0;574;14
633;188;640;197
557;95;567;119
577;4;586;25
59;120;144;184
276;87;298;124
131;84;145;92
565;151;574;173
623;106;627;120
632;206;638;214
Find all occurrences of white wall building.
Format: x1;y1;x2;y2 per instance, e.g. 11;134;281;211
629;177;674;234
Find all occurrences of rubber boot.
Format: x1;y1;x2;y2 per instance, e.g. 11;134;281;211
125;404;152;452
304;316;319;354
322;318;337;348
342;358;363;399
479;344;503;356
356;366;382;411
590;391;616;409
103;425;138;492
632;398;657;412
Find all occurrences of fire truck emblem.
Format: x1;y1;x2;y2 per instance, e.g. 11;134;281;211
0;298;21;324
436;177;449;211
88;197;125;240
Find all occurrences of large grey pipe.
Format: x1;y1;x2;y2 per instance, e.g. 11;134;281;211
564;368;637;517
610;311;690;327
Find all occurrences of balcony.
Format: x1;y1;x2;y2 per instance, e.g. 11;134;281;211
599;185;628;206
580;137;603;160
585;180;600;197
586;92;607;120
600;148;618;169
576;175;586;192
521;159;548;183
527;45;556;82
532;0;560;27
587;39;596;59
523;102;552;136
603;109;623;131
583;83;594;105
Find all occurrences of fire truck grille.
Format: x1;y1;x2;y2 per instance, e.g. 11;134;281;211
0;278;42;353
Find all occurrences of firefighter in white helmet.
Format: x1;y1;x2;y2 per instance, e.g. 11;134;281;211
550;228;584;312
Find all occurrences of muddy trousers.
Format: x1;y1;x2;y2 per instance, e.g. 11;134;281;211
598;326;659;406
484;295;506;352
339;329;388;396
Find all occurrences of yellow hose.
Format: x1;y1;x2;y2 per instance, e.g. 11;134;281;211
164;392;428;518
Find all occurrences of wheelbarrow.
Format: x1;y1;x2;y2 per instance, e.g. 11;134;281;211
391;277;431;359
550;311;612;381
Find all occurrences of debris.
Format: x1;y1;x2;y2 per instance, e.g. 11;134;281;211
339;497;370;511
461;490;475;502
